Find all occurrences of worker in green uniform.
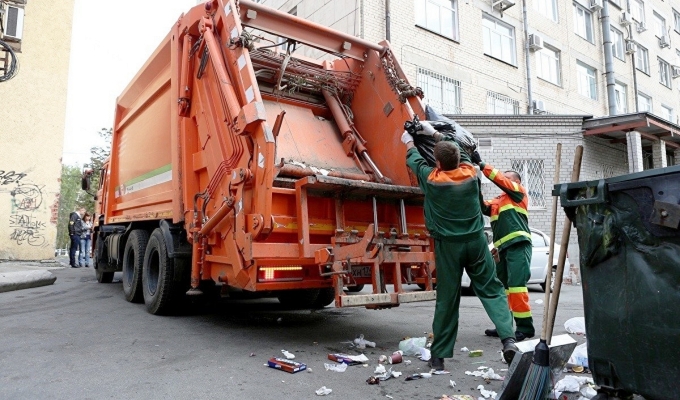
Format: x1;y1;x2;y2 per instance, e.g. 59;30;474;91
476;163;535;341
401;122;518;371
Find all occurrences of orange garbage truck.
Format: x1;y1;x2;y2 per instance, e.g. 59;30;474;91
82;0;437;315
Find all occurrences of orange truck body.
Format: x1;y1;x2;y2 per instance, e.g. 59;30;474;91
91;0;437;313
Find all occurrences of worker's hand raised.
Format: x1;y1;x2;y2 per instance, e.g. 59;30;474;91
418;121;436;136
401;131;414;145
470;150;482;165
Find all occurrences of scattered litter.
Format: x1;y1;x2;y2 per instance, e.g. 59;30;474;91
281;350;295;359
325;363;348;372
581;386;597;399
379;355;388;363
404;360;412;365
374;367;402;381
568;342;589;368
465;367;503;381
449;380;456;388
460;347;469;352
354;334;376;349
432;370;450;375
386;396;394;399
315;386;332;396
476;384;497;399
389;350;403;364
468;350;484;357
564;317;586;335
308;368;313;373
374;364;386;374
416;347;431;361
391;371;403;378
249;353;256;357
399;337;428;356
500;369;508;372
405;373;432;381
328;353;369;365
277;317;283;323
554;375;595;393
366;376;380;385
535;299;544;304
268;358;307;373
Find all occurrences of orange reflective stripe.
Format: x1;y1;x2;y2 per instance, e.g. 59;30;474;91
507;291;531;313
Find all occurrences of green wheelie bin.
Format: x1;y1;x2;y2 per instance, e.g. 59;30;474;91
554;165;680;400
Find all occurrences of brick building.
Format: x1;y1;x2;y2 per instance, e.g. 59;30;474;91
0;0;75;259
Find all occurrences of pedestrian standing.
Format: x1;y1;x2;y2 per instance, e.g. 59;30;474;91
401;122;518;372
475;163;535;342
79;213;93;268
68;207;85;268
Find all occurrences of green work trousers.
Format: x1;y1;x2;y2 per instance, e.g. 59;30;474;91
430;234;515;359
496;241;534;336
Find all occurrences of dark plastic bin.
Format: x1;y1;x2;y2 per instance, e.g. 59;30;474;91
554;165;680;400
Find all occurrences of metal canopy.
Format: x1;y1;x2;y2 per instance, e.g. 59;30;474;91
583;112;680;149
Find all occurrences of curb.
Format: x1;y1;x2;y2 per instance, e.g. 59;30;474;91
0;270;57;293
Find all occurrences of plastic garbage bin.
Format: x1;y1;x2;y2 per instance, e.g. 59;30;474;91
554;165;680;400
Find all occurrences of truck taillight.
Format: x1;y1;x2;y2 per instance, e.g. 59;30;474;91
258;266;304;282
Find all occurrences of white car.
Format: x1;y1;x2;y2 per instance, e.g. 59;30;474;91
461;227;570;292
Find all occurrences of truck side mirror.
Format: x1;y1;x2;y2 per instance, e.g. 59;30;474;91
81;175;90;191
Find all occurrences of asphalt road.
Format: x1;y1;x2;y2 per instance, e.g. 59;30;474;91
0;266;587;400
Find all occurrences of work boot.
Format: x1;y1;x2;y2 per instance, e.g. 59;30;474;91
428;357;445;371
484;328;499;337
501;338;519;364
71;265;81;268
515;331;535;342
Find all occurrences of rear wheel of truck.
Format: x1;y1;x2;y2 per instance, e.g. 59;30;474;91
96;268;114;284
312;288;336;308
345;284;364;293
122;230;149;303
277;289;320;309
142;229;175;315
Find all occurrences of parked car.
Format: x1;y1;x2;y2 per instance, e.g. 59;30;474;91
461;226;570;292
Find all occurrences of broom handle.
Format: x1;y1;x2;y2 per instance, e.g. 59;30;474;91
546;145;583;344
541;143;561;342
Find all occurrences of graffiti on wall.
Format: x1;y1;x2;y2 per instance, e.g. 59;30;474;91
1;169;50;248
8;214;47;247
0;170;27;185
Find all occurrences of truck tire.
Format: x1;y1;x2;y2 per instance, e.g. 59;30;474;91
312;288;336;308
142;229;176;315
345;284;364;293
277;289;320;309
122;230;149;303
96;268;114;284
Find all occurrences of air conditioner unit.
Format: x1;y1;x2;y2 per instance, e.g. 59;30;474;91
672;66;680;78
590;0;603;11
533;99;546;113
636;21;647;33
659;35;670;48
625;40;638;54
528;34;543;51
620;11;633;26
1;4;24;41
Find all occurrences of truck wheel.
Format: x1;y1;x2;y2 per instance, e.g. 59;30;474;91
142;229;175;315
96;268;114;284
278;289;320;309
345;284;364;293
122;230;149;303
313;288;336;308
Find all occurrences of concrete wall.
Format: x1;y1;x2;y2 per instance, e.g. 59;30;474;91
0;0;75;260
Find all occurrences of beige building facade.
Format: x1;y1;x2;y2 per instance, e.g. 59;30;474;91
258;0;680;169
0;0;75;259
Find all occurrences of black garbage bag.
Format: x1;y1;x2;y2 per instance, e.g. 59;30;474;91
410;105;477;167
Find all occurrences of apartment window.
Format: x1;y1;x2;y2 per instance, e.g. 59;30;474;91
577;62;597;100
614;82;628;114
674;9;680;33
661;105;674;122
417;67;462;114
535;0;558;22
510;159;546;209
635;45;650;74
653;12;666;38
482;15;516;65
415;0;459;40
486;91;520;114
637;92;652;112
611;27;625;60
574;3;594;43
631;0;645;24
536;46;561;85
659;58;672;88
667;152;676;167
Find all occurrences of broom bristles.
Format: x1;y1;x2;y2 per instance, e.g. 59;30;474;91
518;363;551;400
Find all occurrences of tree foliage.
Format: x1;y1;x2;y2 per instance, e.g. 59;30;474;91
55;128;112;249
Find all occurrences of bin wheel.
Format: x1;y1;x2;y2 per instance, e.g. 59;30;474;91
346;284;364;292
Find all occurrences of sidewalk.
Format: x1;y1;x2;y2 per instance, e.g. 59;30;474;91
0;259;64;293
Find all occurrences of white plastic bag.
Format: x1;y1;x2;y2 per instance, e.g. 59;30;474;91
399;337;428;356
568;342;589;368
564;317;586;335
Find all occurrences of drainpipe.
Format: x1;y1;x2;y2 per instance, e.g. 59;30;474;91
385;0;391;42
601;1;617;115
521;0;533;114
626;0;639;111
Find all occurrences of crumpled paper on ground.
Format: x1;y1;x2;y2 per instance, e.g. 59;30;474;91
353;334;376;349
281;350;295;359
315;386;332;396
554;375;595;392
477;384;497;399
416;347;431;361
465;367;502;380
324;363;348;372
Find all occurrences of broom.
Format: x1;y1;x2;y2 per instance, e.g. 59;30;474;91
517;143;562;400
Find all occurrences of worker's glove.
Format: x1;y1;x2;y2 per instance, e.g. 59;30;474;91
419;121;436;136
401;131;414;145
470;151;482;165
